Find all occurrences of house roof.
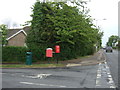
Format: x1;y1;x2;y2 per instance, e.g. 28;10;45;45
23;26;31;34
7;29;21;38
6;26;31;40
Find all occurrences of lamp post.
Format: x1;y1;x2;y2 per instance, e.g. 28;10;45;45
93;18;107;51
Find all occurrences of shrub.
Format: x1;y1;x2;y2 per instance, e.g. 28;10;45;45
2;46;28;63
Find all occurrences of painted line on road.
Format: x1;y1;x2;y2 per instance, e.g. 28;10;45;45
96;62;116;88
103;53;116;88
21;73;52;79
20;82;67;88
66;64;81;67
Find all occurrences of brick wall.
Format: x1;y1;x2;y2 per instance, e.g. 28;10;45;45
7;32;26;47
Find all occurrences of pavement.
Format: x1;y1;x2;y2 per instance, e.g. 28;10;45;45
64;49;105;67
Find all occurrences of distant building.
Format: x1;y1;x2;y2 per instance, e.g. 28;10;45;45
6;26;30;47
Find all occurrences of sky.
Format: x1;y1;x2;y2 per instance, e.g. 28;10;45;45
0;0;119;46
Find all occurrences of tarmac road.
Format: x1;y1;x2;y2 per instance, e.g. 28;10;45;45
2;50;117;88
2;65;98;88
104;50;119;88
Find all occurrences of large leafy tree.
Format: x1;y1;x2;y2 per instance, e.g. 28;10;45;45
26;1;103;61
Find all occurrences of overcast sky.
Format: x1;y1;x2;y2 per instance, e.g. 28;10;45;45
0;0;119;46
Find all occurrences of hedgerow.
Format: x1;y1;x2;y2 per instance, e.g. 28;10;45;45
2;46;27;63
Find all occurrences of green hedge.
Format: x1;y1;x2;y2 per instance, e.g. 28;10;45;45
2;46;50;63
2;46;28;63
2;44;95;63
28;42;95;62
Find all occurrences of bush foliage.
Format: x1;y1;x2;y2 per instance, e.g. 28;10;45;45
2;46;28;63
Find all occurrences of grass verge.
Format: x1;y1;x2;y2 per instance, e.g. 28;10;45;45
0;64;66;68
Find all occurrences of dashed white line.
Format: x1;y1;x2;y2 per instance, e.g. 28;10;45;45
96;62;116;88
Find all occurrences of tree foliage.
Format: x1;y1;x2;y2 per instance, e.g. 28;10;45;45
0;24;8;46
106;35;119;47
26;1;103;61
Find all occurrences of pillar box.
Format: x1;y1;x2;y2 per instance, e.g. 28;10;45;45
46;48;53;57
55;45;60;53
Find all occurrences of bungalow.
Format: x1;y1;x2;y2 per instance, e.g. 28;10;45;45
6;26;30;47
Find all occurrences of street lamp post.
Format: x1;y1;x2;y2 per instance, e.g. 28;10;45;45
93;18;107;51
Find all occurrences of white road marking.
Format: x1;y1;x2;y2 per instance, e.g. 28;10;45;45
96;80;100;85
110;86;116;88
66;64;81;67
96;62;116;88
20;82;67;88
108;75;112;78
36;74;51;79
22;74;52;79
97;74;101;77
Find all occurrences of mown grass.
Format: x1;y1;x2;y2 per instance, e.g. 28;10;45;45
0;64;65;68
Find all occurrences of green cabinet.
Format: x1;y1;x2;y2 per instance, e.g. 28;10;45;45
26;52;32;65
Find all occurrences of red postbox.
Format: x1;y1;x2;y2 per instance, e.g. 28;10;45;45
55;45;60;53
46;48;53;57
